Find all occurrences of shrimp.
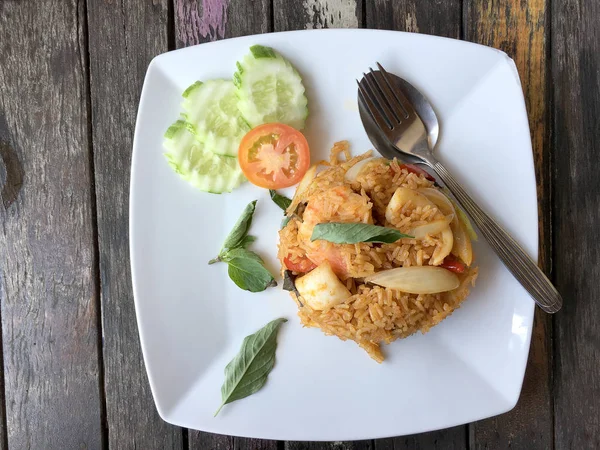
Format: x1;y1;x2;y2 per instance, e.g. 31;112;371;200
298;185;373;278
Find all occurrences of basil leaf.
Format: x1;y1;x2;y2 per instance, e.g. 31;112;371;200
208;234;257;265
225;248;277;292
215;317;287;416
269;190;292;212
238;235;257;249
310;222;413;244
222;247;262;263
221;200;257;253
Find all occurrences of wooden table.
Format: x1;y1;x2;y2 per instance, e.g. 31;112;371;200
0;0;598;448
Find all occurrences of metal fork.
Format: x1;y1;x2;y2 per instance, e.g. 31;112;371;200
358;63;562;314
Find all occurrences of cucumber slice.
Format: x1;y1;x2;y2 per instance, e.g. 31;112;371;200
234;45;308;129
164;120;246;193
182;79;250;157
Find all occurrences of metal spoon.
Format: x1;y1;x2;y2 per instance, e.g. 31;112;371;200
357;65;562;314
359;74;438;162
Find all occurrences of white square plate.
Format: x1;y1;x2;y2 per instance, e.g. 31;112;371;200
130;29;537;441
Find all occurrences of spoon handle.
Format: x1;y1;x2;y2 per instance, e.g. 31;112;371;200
430;160;562;313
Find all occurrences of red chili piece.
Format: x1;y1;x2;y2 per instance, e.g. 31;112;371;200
440;255;466;273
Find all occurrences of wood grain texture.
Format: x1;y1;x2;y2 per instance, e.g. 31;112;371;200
0;1;103;449
286;441;372;450
273;0;362;31
373;427;466;449
374;427;465;450
188;432;234;449
552;0;600;447
236;439;282;450
0;114;23;211
187;431;279;450
365;1;465;448
466;1;553;448
365;0;461;37
175;0;271;47
85;0;183;448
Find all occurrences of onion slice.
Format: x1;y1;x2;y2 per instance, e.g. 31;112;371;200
286;164;317;216
386;187;435;224
452;219;473;266
364;266;460;294
410;215;454;239
431;226;454;265
344;157;378;183
418;188;455;216
419;187;472;266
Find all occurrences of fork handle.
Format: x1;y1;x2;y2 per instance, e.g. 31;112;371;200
430;160;562;313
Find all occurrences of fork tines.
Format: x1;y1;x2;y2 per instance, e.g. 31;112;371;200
357;63;415;130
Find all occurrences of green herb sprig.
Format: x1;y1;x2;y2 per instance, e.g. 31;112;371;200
311;222;413;244
269;189;294;229
209;200;276;292
215;318;287;416
269;189;292;211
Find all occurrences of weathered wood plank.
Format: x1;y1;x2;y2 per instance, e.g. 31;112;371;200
365;0;464;448
174;0;273;446
175;0;271;47
286;441;372;450
0;281;6;450
465;1;553;448
366;0;461;37
273;0;362;31
85;0;183;448
237;439;283;450
552;0;600;447
187;431;234;449
0;1;103;449
374;427;465;450
187;431;280;450
0;115;23;211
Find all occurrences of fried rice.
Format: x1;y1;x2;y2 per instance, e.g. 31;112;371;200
278;141;478;362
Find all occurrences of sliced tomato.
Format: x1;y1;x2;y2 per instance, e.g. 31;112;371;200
440;255;466;274
238;123;310;189
284;255;317;273
400;163;436;182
